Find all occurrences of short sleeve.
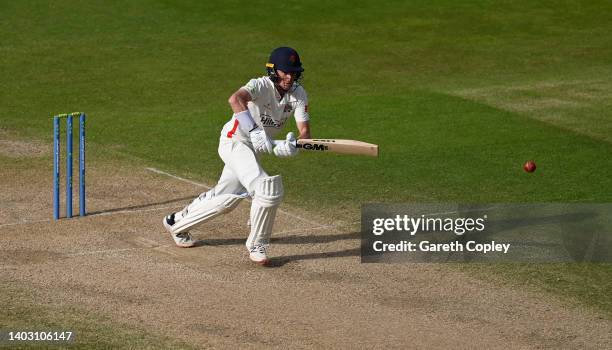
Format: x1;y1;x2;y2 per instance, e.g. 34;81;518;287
241;78;267;101
293;87;310;122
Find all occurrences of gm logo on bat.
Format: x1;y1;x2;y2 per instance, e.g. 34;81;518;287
297;143;329;151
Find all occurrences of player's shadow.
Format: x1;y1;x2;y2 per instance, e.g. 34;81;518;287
202;231;360;246
88;196;192;216
202;231;362;267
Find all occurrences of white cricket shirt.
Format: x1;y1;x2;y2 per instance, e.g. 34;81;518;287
221;76;309;143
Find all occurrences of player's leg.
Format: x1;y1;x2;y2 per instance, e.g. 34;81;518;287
174;165;247;227
163;141;250;246
220;141;284;264
163;139;284;262
164;189;247;234
245;175;283;265
162;167;247;246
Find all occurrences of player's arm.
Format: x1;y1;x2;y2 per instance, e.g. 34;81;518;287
228;88;252;113
297;121;310;139
294;92;310;139
228;87;273;153
227;87;257;132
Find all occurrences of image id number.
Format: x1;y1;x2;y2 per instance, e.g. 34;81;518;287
5;330;73;342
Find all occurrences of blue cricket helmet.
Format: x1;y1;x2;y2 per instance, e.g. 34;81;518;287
266;47;304;81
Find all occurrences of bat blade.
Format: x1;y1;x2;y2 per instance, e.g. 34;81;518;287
296;139;378;157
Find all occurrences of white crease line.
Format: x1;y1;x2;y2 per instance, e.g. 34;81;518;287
65;243;181;258
89;205;178;217
145;167;327;228
64;224;356;258
276;208;328;228
1;165;352;231
146;167;213;188
65;248;140;257
274;224;337;236
0;206;179;230
0;219;49;228
15;222;359;259
273;220;360;236
424;206;500;217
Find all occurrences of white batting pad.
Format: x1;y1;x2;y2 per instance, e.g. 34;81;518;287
246;175;284;249
171;192;247;234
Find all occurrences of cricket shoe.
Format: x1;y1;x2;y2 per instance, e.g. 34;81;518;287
163;213;196;248
249;244;270;265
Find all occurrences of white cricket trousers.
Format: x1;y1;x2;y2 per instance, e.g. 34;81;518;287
212;138;268;196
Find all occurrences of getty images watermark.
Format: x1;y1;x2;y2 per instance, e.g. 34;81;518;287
370;213;510;254
361;204;612;263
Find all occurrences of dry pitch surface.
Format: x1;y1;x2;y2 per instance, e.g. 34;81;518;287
1;139;612;349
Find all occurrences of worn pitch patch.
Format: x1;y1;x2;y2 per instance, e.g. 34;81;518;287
453;79;612;143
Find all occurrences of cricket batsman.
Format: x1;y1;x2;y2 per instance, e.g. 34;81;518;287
163;47;310;265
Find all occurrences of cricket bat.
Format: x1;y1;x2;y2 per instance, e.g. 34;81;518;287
273;138;379;157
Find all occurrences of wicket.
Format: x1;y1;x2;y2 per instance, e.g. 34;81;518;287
53;112;86;220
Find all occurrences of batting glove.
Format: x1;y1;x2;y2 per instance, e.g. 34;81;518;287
273;132;298;158
250;126;274;154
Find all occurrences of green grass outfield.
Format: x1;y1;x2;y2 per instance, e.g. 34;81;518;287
1;0;611;326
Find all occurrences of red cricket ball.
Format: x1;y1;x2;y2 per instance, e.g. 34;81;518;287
524;160;536;173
